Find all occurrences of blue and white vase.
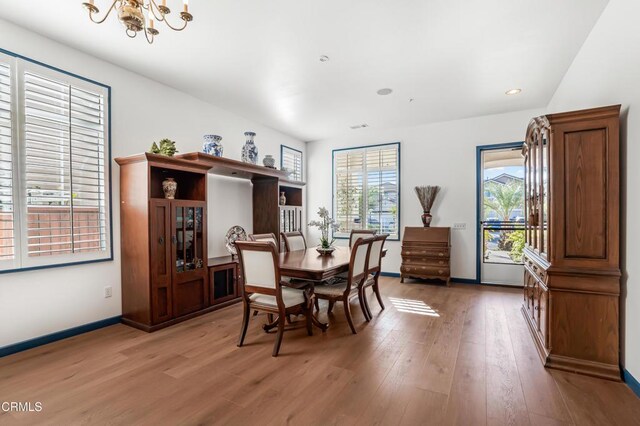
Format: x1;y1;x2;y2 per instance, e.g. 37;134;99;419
202;134;223;157
241;131;258;164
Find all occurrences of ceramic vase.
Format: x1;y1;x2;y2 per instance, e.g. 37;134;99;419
421;211;432;227
163;177;177;199
202;134;223;157
263;154;276;168
280;191;286;206
241;132;258;164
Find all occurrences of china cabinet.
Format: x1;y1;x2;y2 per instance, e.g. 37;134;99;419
522;105;621;380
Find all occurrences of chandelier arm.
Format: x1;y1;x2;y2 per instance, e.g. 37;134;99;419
143;28;155;44
147;0;167;22
87;0;121;24
160;16;189;32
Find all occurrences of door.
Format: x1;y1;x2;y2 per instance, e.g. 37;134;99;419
172;201;209;317
478;144;525;286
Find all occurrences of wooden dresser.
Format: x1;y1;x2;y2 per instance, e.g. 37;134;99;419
400;227;451;286
522;105;621;381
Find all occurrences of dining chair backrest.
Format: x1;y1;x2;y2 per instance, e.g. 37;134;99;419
349;229;377;248
249;233;279;252
281;231;307;252
235;241;281;299
349;237;374;285
367;234;389;273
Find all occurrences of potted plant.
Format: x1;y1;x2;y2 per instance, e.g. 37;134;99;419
414;185;441;227
149;138;179;157
309;207;339;255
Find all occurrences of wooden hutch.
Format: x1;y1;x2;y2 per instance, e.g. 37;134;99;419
115;152;305;332
522;105;621;380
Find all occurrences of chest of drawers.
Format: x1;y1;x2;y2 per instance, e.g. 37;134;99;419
400;227;451;286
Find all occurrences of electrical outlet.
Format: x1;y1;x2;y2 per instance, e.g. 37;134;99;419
453;223;466;230
104;286;113;298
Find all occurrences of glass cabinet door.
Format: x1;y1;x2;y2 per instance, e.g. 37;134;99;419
175;205;205;273
531;134;539;251
541;129;549;257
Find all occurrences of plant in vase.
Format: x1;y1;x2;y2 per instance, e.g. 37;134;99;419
149;138;179;157
414;185;441;227
308;207;340;255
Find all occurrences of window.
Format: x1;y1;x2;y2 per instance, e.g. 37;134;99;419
281;145;302;182
333;143;400;239
0;51;111;272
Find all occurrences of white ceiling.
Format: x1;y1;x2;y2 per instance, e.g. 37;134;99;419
0;0;608;141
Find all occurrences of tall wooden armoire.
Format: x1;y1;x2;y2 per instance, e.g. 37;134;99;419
522;105;621;381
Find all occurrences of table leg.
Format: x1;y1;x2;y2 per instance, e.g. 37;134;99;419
305;286;328;331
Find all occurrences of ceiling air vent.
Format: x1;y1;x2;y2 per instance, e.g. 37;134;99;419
349;123;369;130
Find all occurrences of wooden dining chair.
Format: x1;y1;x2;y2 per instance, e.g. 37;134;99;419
281;231;307;252
361;234;389;321
235;241;314;357
249;233;280;251
313;236;374;334
349;229;377;247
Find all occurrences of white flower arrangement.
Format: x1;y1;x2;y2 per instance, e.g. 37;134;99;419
308;207;340;249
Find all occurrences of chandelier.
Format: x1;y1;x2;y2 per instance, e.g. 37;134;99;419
82;0;193;44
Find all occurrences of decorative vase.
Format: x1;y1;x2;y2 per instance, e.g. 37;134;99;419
202;134;223;157
280;191;286;206
241;131;258;164
263;154;276;168
421;211;432;227
162;177;177;199
316;246;335;256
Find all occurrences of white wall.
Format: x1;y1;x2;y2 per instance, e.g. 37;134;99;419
546;0;639;381
0;19;305;348
306;108;542;279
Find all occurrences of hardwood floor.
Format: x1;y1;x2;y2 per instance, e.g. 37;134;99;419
1;278;638;425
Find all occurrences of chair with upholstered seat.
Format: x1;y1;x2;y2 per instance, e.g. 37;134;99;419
281;231;307;252
313;236;374;334
361;234;388;321
249;233;280;251
349;229;377;247
235;241;314;356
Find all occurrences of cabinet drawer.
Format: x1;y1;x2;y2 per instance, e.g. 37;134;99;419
402;257;449;267
401;265;450;277
401;248;450;258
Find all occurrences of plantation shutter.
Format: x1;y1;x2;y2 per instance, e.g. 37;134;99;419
333;144;399;238
23;70;107;258
365;146;399;237
281;146;302;181
334;149;364;235
0;62;15;263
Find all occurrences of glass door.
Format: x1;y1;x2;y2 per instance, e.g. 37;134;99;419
479;144;525;286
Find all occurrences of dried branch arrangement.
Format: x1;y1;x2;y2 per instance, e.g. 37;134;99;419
414;185;441;212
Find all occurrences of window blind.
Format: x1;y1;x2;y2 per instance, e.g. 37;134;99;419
333;143;399;238
0;52;110;272
281;145;302;182
24;71;107;257
0;63;14;261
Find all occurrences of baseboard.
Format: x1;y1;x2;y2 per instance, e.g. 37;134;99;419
452;277;480;284
382;273;479;284
0;316;121;358
624;369;640;399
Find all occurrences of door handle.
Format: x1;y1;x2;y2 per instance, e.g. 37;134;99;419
159;236;164;245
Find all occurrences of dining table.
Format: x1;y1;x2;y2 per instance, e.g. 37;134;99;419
275;246;387;331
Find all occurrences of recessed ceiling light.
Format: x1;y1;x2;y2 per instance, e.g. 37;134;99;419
377;88;393;96
505;88;522;95
319;55;330;62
